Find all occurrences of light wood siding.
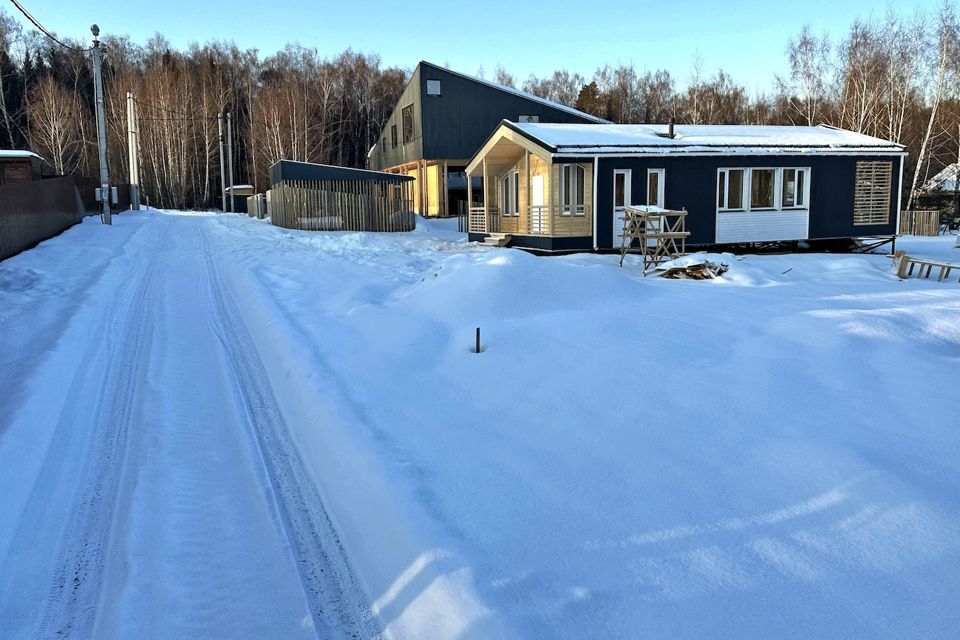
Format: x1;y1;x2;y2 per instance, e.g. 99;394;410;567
716;210;809;243
551;162;592;236
853;160;892;225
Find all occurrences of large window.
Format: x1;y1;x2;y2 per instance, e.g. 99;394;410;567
750;169;776;209
391;125;398;148
499;171;519;216
853;161;892;225
559;164;585;215
718;167;809;212
402;104;414;144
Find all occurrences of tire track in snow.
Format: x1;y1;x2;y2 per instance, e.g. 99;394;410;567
34;231;165;639
197;226;380;639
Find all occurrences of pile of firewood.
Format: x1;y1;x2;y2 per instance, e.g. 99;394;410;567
655;260;730;280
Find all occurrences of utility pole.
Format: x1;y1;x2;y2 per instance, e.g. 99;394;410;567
218;112;226;211
126;91;141;210
91;24;111;225
226;111;234;213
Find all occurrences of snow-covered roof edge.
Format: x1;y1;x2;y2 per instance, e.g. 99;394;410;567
507;122;904;155
921;162;960;192
420;61;609;124
0;150;42;160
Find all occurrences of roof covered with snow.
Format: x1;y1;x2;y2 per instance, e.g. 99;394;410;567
921;163;960;192
507;123;904;155
0;150;41;160
427;63;608;124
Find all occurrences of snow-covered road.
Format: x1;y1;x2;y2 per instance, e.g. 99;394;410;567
1;210;959;639
0;213;375;639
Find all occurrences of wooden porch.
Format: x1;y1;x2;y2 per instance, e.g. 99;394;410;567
466;130;592;238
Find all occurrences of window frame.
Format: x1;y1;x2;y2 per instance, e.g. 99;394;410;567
426;79;441;96
647;168;665;208
717;167;811;213
499;170;520;217
391;124;398;149
780;167;810;210
749;168;778;211
401;104;414;145
559;164;586;216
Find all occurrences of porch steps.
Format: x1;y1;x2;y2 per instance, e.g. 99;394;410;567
483;233;512;247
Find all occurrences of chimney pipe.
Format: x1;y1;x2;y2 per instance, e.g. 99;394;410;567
668;118;675;139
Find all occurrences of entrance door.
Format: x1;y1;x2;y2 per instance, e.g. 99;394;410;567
612;169;631;247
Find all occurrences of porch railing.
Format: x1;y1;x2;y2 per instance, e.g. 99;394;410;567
529;204;591;236
470;203;591;236
468;205;500;233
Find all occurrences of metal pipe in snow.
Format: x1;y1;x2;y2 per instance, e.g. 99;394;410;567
475;327;481;354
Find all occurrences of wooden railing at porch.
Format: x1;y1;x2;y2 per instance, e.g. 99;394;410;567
470;204;592;236
529;204;591;236
468;206;500;233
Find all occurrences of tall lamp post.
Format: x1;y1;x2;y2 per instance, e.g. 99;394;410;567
91;24;111;225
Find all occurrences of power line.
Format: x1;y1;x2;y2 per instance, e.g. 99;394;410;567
7;0;94;52
133;97;217;121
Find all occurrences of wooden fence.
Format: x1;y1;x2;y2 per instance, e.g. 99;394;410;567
900;210;941;236
270;179;414;232
246;193;268;219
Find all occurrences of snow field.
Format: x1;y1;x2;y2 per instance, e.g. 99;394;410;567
1;211;958;639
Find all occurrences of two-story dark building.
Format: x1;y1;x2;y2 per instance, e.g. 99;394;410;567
366;61;605;217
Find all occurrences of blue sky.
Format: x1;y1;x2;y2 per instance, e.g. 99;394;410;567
11;0;942;94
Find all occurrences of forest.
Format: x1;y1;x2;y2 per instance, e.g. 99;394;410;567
1;4;959;210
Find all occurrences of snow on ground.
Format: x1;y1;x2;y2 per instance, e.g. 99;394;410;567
1;211;959;639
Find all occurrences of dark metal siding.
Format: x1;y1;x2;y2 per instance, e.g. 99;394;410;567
0;175;96;261
594;154;901;249
419;63;600;160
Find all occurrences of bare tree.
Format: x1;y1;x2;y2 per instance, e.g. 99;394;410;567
28;76;84;174
907;3;958;209
779;25;832;125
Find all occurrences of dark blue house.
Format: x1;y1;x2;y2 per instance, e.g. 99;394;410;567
465;121;905;251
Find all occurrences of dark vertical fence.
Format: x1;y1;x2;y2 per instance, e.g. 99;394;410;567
0;176;91;261
270;179;415;232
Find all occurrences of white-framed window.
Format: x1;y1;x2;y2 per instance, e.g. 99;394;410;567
559;164;585;215
718;168;745;210
718;167;810;212
499;170;519;216
647;168;665;208
426;79;441;96
781;168;808;208
519;115;540;123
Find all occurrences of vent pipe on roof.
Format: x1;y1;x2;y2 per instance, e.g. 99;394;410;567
668;118;675;139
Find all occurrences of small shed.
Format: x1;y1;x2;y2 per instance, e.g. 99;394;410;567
224;184;255;213
0;151;42;185
268;160;415;232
